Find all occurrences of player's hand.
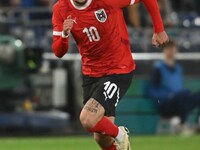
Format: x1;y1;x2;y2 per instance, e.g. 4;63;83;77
63;15;74;37
152;31;169;47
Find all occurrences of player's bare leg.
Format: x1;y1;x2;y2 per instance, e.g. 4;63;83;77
80;98;131;150
80;98;105;129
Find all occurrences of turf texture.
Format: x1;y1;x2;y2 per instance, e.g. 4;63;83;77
0;136;200;150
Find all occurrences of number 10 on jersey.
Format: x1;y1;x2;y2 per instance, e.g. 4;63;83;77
83;26;100;42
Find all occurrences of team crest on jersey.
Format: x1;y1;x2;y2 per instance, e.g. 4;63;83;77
94;9;107;23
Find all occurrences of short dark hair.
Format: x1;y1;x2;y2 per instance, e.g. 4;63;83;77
162;40;177;50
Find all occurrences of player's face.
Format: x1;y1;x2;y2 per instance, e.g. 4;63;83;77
164;46;178;60
73;0;88;6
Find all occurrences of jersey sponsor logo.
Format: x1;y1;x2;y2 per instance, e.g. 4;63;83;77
94;9;107;23
103;81;120;107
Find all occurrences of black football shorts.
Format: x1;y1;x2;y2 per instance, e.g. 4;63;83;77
82;71;133;117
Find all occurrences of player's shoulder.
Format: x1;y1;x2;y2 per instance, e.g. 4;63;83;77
53;0;70;11
93;0;132;9
91;0;116;9
90;0;108;7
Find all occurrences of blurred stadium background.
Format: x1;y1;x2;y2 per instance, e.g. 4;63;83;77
0;0;200;149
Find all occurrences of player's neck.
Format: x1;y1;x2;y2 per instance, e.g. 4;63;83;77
73;0;88;7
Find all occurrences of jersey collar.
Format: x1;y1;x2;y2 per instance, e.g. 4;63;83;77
70;0;93;10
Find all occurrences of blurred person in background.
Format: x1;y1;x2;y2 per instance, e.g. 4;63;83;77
157;0;174;26
148;40;200;133
126;4;141;27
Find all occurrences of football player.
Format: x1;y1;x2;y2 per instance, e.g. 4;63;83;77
52;0;169;149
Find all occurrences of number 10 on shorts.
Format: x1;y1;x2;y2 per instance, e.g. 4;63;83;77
103;80;117;95
103;81;120;107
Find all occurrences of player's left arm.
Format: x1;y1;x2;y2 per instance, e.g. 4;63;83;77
134;0;169;47
106;0;169;46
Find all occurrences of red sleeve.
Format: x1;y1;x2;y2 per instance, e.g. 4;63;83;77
138;0;164;33
52;3;69;58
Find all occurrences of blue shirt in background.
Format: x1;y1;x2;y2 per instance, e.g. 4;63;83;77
148;60;184;102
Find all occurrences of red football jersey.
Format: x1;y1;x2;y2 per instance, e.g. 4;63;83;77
52;0;137;77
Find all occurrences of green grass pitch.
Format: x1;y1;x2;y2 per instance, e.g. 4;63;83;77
0;136;200;150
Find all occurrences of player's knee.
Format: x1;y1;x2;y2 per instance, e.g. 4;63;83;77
80;113;96;129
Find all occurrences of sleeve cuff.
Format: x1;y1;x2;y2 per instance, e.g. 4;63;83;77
130;0;135;5
62;31;69;38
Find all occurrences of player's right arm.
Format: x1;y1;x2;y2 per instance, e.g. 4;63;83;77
52;4;74;58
